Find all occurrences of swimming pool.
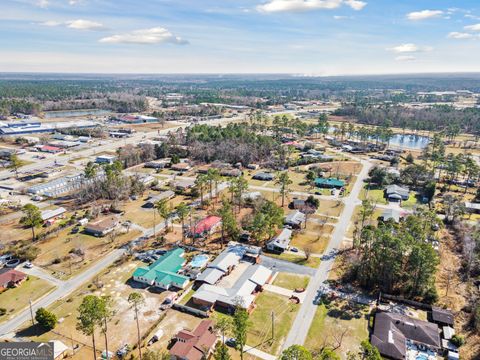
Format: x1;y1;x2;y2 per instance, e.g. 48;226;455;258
416;353;429;360
190;254;209;268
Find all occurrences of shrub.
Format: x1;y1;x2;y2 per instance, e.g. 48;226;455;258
35;307;57;330
450;335;465;347
0;308;6;316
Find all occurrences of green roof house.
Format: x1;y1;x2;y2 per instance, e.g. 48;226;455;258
314;177;345;189
132;248;190;290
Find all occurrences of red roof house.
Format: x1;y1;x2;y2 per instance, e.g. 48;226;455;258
0;268;27;290
190;216;222;237
40;145;62;153
169;320;217;360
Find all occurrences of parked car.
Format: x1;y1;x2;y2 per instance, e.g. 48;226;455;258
116;344;131;358
225;338;237;347
24;261;33;269
290;247;299;253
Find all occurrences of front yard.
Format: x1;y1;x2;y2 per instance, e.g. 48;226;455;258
0;276;56;323
305;299;370;359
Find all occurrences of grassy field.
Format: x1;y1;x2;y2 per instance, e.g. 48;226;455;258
305;300;369;358
359;187;388;205
291;230;331;254
247;292;300;355
0;276;56;323
265;253;321;268
272;273;310;291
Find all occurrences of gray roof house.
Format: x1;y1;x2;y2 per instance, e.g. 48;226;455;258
385;184;410;201
284;210;306;228
371;312;441;360
252;172;275;181
266;228;292;253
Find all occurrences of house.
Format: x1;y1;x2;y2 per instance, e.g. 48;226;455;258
144;160;168;169
314;178;345;189
171;163;191;172
190;216;222;238
371;311;441;360
52;340;69;359
171;178;195;191
41;207;67;222
196;242;262;285
39;145;62;154
385;184;410;202
132;248;189;290
266;228;292;253
95;155;116;164
193;264;272;312
465;202;480;214
143;190;175;208
252;172;275;181
0;268;27;290
84;217;118;237
242;192;262;201
284;210;306;228
378;208;406;223
431;307;454;327
169;320;217;360
220;168;242;177
290;198;306;210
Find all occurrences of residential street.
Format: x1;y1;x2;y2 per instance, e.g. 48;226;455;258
282;159;373;349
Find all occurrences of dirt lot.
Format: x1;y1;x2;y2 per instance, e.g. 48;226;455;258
16;257;175;359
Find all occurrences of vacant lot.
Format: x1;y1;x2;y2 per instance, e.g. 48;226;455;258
291;228;331;254
305;299;369;358
16;258;171;359
248;292;300;355
0;276;56;323
272;273;310;291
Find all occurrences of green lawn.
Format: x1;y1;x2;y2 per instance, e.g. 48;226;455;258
402;193;419;209
359;187;388;205
179;289;195;305
305;299;369;358
265;253;321;268
272;273;310;291
0;276;56;323
248;292;300;355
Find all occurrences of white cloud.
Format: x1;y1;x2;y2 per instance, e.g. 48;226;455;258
99;27;188;45
66;19;105;30
256;0;366;13
406;10;443;21
387;43;432;54
39;19;106;31
465;14;480;21
333;15;351;20
39;20;62;27
36;0;49;8
344;0;366;11
447;32;474;39
395;55;416;62
464;23;480;32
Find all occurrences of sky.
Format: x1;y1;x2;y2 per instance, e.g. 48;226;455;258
1;0;480;75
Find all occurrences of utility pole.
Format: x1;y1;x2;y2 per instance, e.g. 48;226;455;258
271;311;275;340
153;208;156;240
29;299;35;326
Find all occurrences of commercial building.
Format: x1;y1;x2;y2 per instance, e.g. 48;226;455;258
132;248;189;290
0;120;99;135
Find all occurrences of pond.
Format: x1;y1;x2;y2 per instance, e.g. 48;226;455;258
388;134;430;150
44;109;112;118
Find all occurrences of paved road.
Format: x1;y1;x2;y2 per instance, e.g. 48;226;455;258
260;255;316;276
0;249;125;337
282;159;372;349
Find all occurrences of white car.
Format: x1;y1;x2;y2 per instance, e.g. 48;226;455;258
24;261;33;269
